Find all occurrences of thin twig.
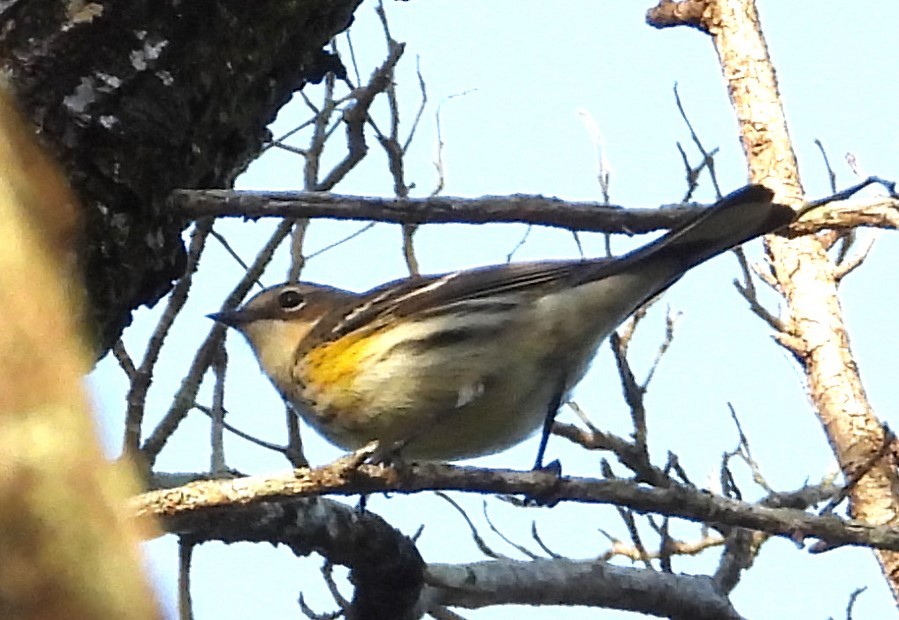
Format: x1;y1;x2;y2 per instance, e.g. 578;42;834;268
845;586;868;620
403;56;429;153
504;226;533;263
194;404;288;454
322;561;350;611
344;25;362;87
600;530;724;563
641;307;680;389
141;219;294;465
306;223;377;260
819;424;896;517
429;89;477;198
814;138;838;193
732;247;783;331
288;221;309;283
576;108;612;202
284;405;308;468
124;219;213;457
673;83;722;199
210;229;253;277
530;522;564;559
210;346;227;474
427;606;467;620
802;175;898;213
316;39;405;191
434;492;504;559
482;502;538;560
653;516;674;573
178;537;195;620
111;340;137;380
610;330;649;461
834;231;879;282
724;403;773;493
615;506;653;568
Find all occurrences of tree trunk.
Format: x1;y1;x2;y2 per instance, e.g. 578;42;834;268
0;0;362;354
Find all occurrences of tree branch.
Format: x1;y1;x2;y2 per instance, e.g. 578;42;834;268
426;559;743;620
172;496;424;620
696;0;899;602
134;460;899;552
1;0;363;354
171;189;898;235
172;189;707;233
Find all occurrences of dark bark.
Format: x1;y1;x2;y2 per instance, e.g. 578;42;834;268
0;0;362;354
172;497;425;620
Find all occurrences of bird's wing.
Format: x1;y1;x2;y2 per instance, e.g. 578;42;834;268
326;259;604;339
322;184;793;341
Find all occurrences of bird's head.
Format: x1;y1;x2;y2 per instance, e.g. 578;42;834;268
209;282;353;391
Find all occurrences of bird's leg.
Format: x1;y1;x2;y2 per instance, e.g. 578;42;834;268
367;437;411;467
532;373;566;473
521;375;566;507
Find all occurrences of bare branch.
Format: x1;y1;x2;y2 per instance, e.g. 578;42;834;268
123;219;213;457
210;229;253;276
134;461;899;552
575;108;612;202
724;403;773;493
141;220;294;465
845;586;868;620
426;559;742;620
112;340;138;380
434;492;506;560
814;138;838;193
834;232;879;282
157;495;425;620
732;247;783;331
173;185;899;236
818;425;897;519
713;529;765;594
482;503;539;560
403;56;428;154
614;504;653;568
641;307;681;389
174;190;726;234
316;40;405;191
194;404;288;455
177;538;195;620
285;405;309;469
504;225;534;263
530;522;564;559
210;347;228;474
646;1;708;31
600;531;724;563
673;83;722;199
553;421;672;489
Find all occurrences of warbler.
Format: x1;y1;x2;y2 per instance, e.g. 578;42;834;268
210;185;792;462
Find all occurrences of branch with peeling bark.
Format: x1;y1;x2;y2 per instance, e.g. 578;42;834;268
134;458;899;553
644;0;899;603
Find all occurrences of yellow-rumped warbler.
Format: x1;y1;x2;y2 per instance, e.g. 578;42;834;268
210;185;792;462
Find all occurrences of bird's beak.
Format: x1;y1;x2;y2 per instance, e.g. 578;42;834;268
207;309;251;328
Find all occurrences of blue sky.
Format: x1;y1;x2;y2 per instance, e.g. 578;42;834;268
91;2;898;617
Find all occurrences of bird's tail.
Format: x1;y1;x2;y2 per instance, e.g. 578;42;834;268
573;184;794;287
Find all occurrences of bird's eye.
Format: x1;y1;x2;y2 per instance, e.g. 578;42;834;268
277;289;305;310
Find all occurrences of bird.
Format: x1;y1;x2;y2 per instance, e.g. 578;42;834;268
210;184;792;464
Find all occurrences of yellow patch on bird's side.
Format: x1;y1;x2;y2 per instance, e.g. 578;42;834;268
300;330;384;394
295;329;402;429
